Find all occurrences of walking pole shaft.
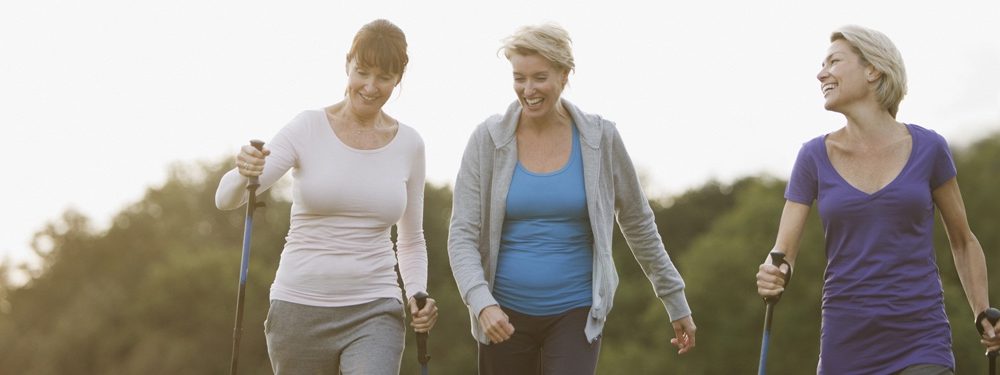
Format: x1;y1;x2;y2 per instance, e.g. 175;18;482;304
758;303;775;375
229;189;257;375
414;292;430;375
229;140;265;375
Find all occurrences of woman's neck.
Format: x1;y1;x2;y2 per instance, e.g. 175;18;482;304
519;101;571;133
839;105;904;146
329;100;382;128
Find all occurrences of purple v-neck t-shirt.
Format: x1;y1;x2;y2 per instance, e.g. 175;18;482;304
785;124;957;374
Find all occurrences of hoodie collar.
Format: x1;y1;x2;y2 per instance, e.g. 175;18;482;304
486;99;602;149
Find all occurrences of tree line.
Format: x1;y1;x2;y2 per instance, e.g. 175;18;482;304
1;130;998;374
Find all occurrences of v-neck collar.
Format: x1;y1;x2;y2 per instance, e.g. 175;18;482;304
820;123;916;198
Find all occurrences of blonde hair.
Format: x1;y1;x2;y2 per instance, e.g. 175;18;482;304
831;25;907;118
500;23;575;73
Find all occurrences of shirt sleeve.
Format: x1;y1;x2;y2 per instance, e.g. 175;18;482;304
609;124;691;322
395;128;428;300
447;124;499;317
215;112;303;210
929;131;958;189
785;140;819;205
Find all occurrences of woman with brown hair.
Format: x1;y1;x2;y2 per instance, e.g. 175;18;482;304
216;19;437;374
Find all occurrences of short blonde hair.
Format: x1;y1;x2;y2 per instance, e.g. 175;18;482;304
831;25;907;118
501;23;575;73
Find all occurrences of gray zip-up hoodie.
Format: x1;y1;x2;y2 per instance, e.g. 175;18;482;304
448;99;692;344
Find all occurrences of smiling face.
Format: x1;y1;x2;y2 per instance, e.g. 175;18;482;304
510;53;569;121
817;39;879;114
345;59;400;117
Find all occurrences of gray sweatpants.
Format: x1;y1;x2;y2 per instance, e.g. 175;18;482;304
264;298;405;375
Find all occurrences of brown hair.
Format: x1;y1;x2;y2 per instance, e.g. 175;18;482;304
346;19;409;79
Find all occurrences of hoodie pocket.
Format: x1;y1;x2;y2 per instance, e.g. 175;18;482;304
592;254;619;317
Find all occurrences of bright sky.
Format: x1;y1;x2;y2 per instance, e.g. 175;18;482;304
3;1;999;276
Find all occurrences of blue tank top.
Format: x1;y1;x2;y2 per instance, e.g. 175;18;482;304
493;124;594;316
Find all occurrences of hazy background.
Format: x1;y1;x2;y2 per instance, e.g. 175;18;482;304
3;1;1000;373
3;1;999;276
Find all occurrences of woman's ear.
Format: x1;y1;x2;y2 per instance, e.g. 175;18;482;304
866;67;881;82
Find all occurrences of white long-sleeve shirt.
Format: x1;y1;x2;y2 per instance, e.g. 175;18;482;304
216;110;427;307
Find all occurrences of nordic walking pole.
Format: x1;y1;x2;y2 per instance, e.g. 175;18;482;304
414;291;431;375
229;140;265;375
758;251;792;375
976;307;1000;375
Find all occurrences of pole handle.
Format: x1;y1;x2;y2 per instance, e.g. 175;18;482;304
247;140;265;187
977;308;1000;374
415;292;427;310
763;252;792;304
977;308;1000;335
414;291;430;365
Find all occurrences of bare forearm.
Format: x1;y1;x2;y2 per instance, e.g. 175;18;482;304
952;236;989;318
771;201;810;267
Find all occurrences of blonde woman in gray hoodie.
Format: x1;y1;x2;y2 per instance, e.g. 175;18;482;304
447;23;696;375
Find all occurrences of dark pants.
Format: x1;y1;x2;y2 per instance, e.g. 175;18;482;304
478;306;601;375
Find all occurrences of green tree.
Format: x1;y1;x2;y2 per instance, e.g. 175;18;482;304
669;178;827;373
0;160;291;374
597;177;772;373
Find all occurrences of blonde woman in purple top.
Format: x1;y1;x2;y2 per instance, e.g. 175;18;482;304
754;25;999;374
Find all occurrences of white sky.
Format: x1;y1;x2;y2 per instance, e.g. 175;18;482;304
3;0;999;274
